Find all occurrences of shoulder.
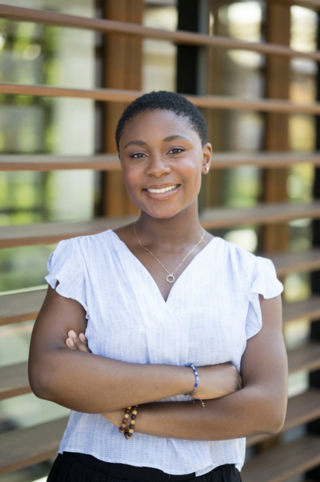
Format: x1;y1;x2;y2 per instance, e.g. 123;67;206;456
212;236;257;269
212;237;279;288
50;230;115;265
62;230;114;251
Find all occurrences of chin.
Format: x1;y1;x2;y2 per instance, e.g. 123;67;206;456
147;211;179;220
142;204;190;220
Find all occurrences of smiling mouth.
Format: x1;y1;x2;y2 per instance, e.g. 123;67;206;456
146;184;180;194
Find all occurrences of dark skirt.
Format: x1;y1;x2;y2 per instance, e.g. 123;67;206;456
47;452;242;482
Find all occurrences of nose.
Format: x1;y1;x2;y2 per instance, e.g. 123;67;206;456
146;152;171;177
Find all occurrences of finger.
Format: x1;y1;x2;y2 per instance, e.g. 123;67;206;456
66;338;77;350
68;330;90;352
79;333;88;344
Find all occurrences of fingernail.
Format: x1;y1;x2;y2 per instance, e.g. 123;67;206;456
67;338;74;347
69;330;76;338
79;333;86;342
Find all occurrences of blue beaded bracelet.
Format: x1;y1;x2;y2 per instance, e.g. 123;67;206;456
186;363;205;407
190;363;199;389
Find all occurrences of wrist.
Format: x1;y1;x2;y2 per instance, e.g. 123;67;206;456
180;365;197;395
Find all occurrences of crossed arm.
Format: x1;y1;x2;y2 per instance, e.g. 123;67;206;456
28;285;288;441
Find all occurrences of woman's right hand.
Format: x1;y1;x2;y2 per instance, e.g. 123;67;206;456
194;363;242;400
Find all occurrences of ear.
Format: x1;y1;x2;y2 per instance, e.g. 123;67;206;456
202;143;212;175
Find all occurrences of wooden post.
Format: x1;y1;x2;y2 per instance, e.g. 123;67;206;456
101;0;142;217
307;12;320;481
204;0;229;210
254;2;291;455
177;0;226;211
262;3;290;253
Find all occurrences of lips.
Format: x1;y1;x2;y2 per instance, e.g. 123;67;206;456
146;184;180;194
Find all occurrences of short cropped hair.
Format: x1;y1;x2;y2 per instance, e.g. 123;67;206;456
115;91;208;152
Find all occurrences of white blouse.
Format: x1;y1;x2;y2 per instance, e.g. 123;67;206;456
45;230;283;476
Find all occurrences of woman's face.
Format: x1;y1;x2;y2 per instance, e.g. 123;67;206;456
119;109;212;220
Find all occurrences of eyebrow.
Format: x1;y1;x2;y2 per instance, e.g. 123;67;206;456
124;135;191;150
124;140;147;149
163;135;192;143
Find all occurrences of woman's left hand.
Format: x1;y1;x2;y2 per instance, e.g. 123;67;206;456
66;331;125;427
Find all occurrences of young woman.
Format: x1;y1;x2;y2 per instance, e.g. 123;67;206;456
29;91;288;482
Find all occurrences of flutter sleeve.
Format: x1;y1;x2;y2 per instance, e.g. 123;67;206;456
45;238;88;318
246;256;283;340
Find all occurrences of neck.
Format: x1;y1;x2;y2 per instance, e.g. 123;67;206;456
136;202;203;251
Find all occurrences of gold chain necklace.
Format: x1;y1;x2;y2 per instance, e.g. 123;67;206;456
133;222;206;284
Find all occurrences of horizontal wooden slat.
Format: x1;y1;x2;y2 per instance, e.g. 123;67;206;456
0;362;30;401
266;0;320;10
0;416;68;475
2;152;320;171
270;248;320;277
1;4;320;61
2;82;320;114
200;200;320;230
288;341;320;374
1;202;320;248
0;216;135;248
0;289;46;326
283;296;320;324
0;154;121;171
242;434;320;482
1;342;318;402
1;290;320;329
247;388;320;447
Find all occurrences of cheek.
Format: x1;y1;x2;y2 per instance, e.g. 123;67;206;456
121;165;141;193
180;160;202;189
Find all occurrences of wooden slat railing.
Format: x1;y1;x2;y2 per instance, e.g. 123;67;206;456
265;0;320;10
242;435;320;482
246;388;320;447
0;417;69;475
0;4;320;61
287;342;320;374
0;290;46;326
1;201;320;248
268;249;320;276
0;216;135;248
283;296;320;324
2;152;320;171
1;3;320;480
200;201;320;229
2;83;320;114
0;363;30;401
0;154;121;171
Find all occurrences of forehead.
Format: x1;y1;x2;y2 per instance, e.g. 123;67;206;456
120;109;198;143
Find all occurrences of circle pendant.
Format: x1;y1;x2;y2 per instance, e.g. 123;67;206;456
166;274;175;284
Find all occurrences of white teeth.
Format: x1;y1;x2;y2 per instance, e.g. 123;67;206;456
147;185;178;194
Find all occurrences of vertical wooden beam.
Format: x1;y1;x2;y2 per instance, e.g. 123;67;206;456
256;4;291;455
262;3;290;252
204;0;228;210
101;0;142;217
177;0;226;212
307;12;320;482
176;0;200;95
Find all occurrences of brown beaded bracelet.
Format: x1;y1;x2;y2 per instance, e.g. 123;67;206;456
119;406;131;434
123;405;138;439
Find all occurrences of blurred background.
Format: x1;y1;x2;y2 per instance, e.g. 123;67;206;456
0;1;319;481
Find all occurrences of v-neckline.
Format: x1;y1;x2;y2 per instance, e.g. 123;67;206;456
108;230;218;304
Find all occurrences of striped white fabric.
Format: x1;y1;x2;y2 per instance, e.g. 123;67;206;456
45;230;283;476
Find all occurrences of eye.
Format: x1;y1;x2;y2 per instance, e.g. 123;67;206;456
130;153;146;159
168;148;185;155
